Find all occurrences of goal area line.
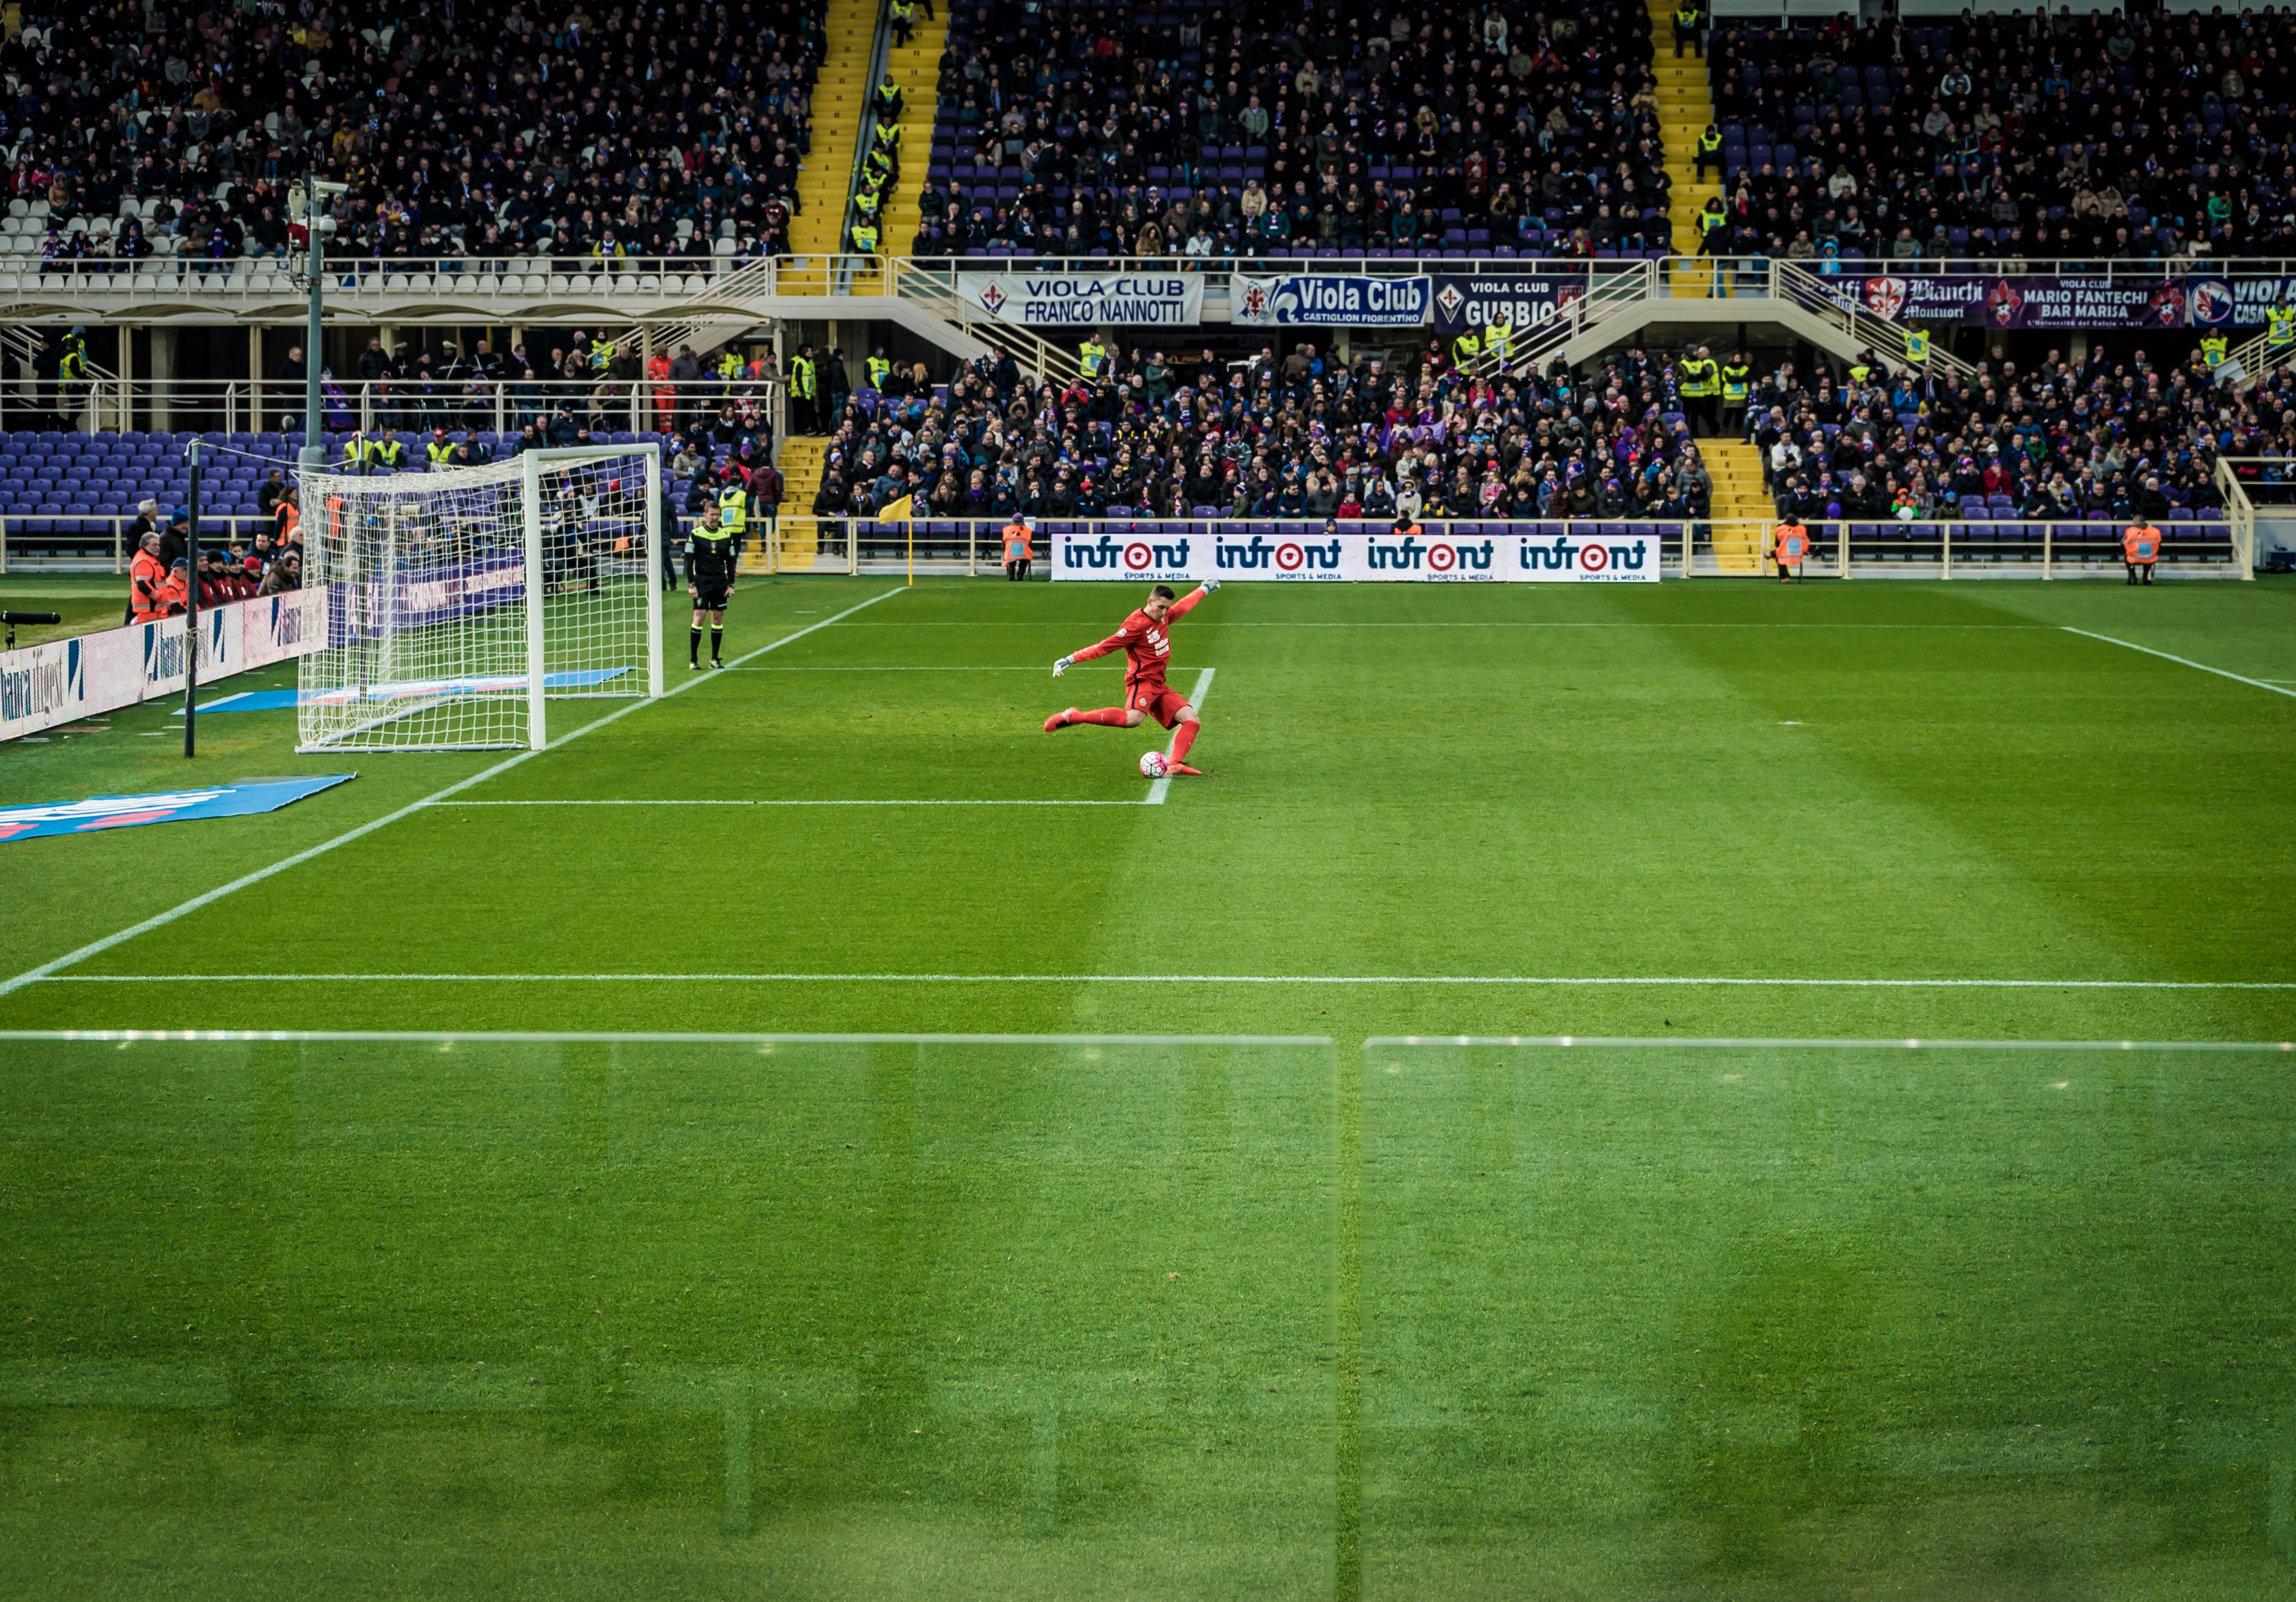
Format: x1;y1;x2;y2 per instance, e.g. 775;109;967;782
30;973;2296;990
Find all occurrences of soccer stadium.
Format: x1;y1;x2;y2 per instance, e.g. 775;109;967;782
4;0;2296;1592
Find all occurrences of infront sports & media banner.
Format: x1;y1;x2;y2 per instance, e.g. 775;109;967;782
956;272;1204;326
1230;273;1431;326
1811;273;2190;329
1050;526;1660;583
0;774;353;843
0;588;326;743
1431;272;1581;334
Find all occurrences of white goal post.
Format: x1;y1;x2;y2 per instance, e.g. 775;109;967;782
294;445;664;752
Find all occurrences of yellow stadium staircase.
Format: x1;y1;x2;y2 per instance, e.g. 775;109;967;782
875;5;949;261
1646;0;1724;296
788;0;878;264
1702;437;1769;572
756;435;829;571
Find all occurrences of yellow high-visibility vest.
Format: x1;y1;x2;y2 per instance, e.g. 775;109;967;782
718;486;749;532
2269;306;2296;347
2201;334;2229;367
1679;358;1720;398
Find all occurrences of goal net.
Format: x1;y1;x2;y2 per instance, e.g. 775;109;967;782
295;446;662;752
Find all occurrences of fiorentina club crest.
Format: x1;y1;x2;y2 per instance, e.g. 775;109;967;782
1434;283;1466;321
976;280;1006;314
1862;276;1908;320
1239;282;1271;319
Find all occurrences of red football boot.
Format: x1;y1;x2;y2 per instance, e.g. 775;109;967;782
1044;707;1080;732
1164;760;1204;776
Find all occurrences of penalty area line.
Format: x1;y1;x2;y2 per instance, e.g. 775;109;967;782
0;587;908;1000
437;798;1147;807
1145;667;1216;805
31;973;2296;990
2061;626;2296;701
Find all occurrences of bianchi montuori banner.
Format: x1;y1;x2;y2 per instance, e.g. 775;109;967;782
1050;526;1660;584
956;272;1204;326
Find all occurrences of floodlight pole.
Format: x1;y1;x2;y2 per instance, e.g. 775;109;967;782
296;181;347;478
183;440;200;759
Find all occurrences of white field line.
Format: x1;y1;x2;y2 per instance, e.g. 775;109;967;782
844;621;2057;629
0;588;906;999
439;798;1144;807
1364;1035;2296;1052
1145;667;1216;805
31;973;2296;990
0;1030;1335;1046
2061;626;2296;700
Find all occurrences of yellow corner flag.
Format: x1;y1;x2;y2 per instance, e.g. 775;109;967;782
879;494;916;584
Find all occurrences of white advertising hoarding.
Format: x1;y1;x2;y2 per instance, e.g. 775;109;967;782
0;588;325;742
955;272;1205;326
1050;526;1663;583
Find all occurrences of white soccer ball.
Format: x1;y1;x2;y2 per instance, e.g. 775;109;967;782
1139;751;1168;779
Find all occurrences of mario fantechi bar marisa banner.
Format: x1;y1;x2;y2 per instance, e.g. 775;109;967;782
1049;525;1661;583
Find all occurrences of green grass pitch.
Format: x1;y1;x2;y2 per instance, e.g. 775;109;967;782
2;573;2294;1596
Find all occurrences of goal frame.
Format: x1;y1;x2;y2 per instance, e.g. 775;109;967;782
292;443;664;753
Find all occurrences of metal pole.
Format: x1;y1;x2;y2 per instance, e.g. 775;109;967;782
303;208;325;474
184;440;200;757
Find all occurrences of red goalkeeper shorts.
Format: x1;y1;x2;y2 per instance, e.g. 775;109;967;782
1129;683;1192;728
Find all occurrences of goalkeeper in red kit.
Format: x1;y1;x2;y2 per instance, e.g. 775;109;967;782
1043;579;1218;775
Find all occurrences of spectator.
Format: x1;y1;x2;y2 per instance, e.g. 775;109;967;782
259;548;302;596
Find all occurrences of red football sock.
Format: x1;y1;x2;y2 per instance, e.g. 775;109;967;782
1073;707;1130;726
1170;719;1200;761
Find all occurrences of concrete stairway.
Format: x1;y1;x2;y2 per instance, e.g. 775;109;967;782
875;4;949;260
788;0;879;262
1701;437;1769;571
1644;0;1724;294
757;436;828;570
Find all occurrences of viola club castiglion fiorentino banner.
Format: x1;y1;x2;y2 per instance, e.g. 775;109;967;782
1050;526;1660;583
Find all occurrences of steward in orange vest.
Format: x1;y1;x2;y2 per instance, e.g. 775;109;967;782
128;532;167;622
1002;515;1035;581
1774;517;1810;581
2122;520;2161;585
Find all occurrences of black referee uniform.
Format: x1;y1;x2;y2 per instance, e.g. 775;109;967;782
686;513;739;669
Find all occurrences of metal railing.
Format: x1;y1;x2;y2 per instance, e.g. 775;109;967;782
730;513;2248;580
0;375;783;441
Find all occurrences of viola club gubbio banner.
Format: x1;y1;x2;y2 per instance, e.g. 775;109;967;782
1050;526;1660;583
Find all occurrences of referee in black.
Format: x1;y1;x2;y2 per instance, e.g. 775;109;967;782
686;497;739;669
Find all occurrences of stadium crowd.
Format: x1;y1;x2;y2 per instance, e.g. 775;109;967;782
915;0;1669;258
803;338;1725;526
6;0;823;264
1706;12;2296;263
1750;342;2253;523
121;473;303;622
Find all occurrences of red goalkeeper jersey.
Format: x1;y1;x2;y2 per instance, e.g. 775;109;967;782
1069;587;1205;691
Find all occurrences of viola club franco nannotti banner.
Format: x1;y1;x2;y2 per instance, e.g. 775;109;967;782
956;272;1204;326
1050;526;1659;583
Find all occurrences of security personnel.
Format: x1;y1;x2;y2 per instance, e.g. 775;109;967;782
789;346;818;432
1677;343;1721;436
714;349;742;386
1847;349;1878;388
685;497;738;669
1451;324;1482;369
589;334;616;372
363;432;407;469
1697;196;1729;255
1078;337;1108;379
850;215;880;254
866;345;892;391
873;75;902;121
890;0;916;43
1773;515;1810;582
426;427;456;466
58;325;89;424
1002;513;1034;581
1696;122;1722;181
1673;0;1703;58
2122;517;2162;585
2269;302;2296;349
1905;327;1931;366
1483;317;1515;371
717;474;750;542
2200;332;2229;370
1720;352;1751;430
128;529;167;622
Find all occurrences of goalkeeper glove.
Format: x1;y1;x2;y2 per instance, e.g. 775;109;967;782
1053;655;1073;677
1201;578;1221;593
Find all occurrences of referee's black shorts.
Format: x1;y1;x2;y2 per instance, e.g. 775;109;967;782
693;584;732;610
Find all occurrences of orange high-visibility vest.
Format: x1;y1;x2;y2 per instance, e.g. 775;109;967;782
2123;523;2160;563
1777;523;1808;563
1002;521;1032;561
